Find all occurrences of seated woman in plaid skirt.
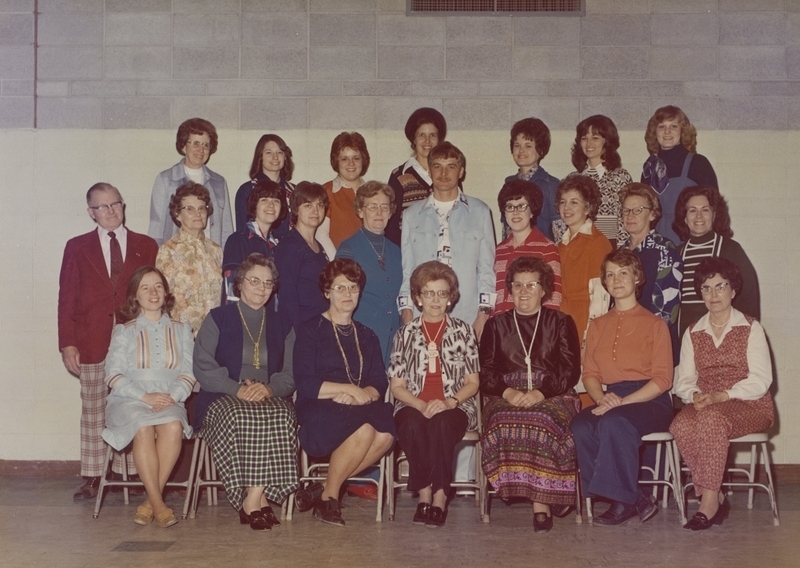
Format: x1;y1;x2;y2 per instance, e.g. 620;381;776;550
194;253;299;531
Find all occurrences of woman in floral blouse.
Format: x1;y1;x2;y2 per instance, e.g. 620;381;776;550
156;181;223;335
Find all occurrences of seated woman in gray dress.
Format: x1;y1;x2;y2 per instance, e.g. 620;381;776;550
293;259;396;526
194;253;298;531
102;266;195;529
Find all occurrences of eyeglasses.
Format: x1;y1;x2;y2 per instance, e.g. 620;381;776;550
89;201;124;214
179;205;209;215
244;277;275;290
331;284;360;294
621;206;652;217
363;204;391;213
511;282;541;292
420;290;451;299
700;282;730;295
504;203;529;213
188;141;211;150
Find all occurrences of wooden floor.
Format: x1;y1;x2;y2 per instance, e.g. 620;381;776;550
2;475;798;567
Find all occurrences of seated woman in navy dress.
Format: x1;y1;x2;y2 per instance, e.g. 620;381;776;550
293;259;396;526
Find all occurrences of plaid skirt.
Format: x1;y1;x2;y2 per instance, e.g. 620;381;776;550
203;395;299;509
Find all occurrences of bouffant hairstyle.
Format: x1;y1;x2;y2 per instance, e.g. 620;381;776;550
510;117;551;161
693;256;743;298
246;178;287;227
505;256;555;304
248;133;294;181
619;182;662;229
404;107;447;145
497;179;544;226
290;181;329;225
571;114;623;172
410;261;460;312
556;174;602;222
428;141;465;170
353;180;396;215
117;266;175;324
234;253;279;298
600;249;646;299
330;131;370;177
169;181;212;227
672;185;733;243
176;117;218;157
645;105;698;155
319;258;367;295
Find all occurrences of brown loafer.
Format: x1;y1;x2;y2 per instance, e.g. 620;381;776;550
73;477;100;500
155;508;178;528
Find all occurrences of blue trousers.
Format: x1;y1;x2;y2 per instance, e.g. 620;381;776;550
570;381;673;505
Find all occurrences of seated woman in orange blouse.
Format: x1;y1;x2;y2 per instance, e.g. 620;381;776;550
570;249;674;526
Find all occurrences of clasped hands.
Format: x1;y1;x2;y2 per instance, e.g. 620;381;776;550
591;392;624;416
332;385;379;406
237;379;272;402
141;392;176;412
692;390;729;410
503;387;544;409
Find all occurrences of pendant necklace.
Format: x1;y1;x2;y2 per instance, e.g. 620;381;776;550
362;228;386;270
421;317;447;374
237;302;265;369
331;318;363;387
513;309;542;391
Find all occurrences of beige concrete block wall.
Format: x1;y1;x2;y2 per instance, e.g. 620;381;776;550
0;126;796;463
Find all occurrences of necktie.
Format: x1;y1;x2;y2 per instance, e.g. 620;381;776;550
109;231;123;286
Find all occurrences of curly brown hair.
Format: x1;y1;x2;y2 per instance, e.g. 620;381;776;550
246;178;287;227
330;131;370;177
619;182;662;229
176;117;218;157
498;179;544;226
510;117;551;161
353;180;396;215
410;261;460;312
600;249;646;299
571;115;623;172
117;266;175;324
644;105;698;154
168;181;212;227
556;174;602;222
672;185;732;243
234;253;279;298
693;256;743;298
319;258;367;296
505;256;555;304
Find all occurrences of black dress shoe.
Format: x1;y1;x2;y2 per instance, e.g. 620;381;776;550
636;491;659;523
314;498;345;526
295;482;324;512
551;504;573;518
242;509;272;531
425;506;446;528
593;501;638;526
261;505;281;527
413;503;431;525
683;498;730;531
73;477;100;500
533;512;553;533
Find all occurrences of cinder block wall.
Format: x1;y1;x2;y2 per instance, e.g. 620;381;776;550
1;1;799;465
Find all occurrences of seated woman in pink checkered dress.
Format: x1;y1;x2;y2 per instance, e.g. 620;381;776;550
671;257;774;531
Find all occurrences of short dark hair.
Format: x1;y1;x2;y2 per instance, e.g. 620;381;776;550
510;117;551;161
319;258;366;295
246;178;287;227
330;131;370;177
497;179;544;226
693;257;743;299
556;174;602;221
619;182;662;229
505;256;555;304
673;185;732;243
118;266;175;324
248;133;294;181
290;181;329;225
404;107;447;144
571;114;623;172
168;181;212;227
600;249;646;299
409;261;460;311
86;182;121;205
176;118;218;157
234;253;279;298
645;105;697;155
354;180;396;215
428;141;465;170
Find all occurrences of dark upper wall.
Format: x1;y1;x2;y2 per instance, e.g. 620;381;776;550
1;0;799;130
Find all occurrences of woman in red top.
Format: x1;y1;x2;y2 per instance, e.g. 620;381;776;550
388;261;480;528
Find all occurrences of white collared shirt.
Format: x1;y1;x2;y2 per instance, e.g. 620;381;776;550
559;218;594;245
97;225;128;277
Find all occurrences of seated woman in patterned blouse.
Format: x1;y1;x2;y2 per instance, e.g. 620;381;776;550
156;181;222;335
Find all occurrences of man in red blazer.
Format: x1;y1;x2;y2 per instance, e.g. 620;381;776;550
58;183;158;499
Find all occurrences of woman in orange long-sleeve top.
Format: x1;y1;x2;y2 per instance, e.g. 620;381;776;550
570;249;674;526
556;175;612;344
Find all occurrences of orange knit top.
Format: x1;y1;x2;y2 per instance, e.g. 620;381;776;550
323;180;362;248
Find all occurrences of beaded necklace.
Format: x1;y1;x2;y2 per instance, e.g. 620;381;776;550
331;318;363;387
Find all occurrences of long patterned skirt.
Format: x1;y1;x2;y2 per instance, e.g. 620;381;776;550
203;396;299;509
481;391;581;505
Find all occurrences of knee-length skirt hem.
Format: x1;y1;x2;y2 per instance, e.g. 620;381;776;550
203;395;299;509
481;393;580;505
102;396;192;451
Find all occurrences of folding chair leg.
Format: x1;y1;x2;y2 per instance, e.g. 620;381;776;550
760;442;780;526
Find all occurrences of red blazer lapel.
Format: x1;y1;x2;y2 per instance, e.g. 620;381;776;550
83;230;113;288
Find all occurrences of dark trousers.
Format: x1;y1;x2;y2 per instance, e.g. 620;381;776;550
395;406;468;495
570;381;673;505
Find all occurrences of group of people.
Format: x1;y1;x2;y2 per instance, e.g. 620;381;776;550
57;105;773;534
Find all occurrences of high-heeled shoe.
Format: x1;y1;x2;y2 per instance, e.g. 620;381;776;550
238;508;272;531
683;497;730;531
